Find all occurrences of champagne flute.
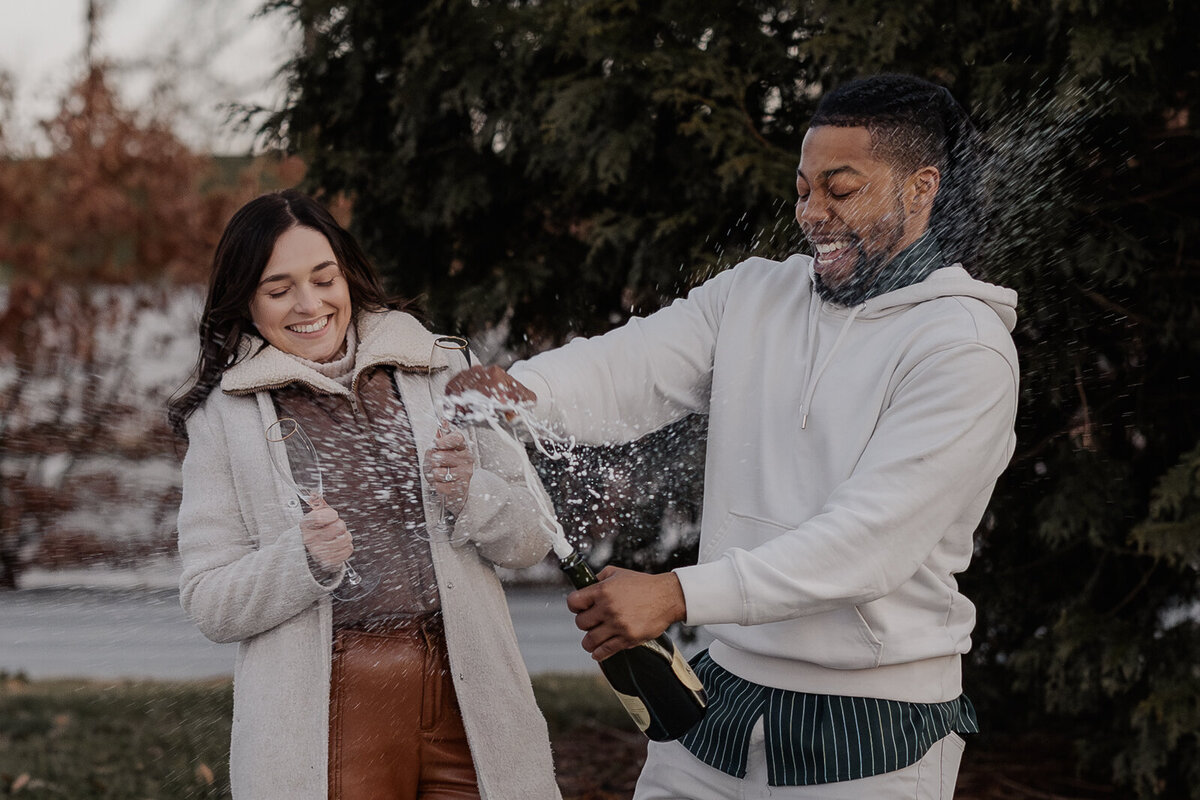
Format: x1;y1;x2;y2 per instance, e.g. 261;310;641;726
264;417;377;598
421;336;470;542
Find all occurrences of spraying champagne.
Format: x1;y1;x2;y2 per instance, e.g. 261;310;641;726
445;385;708;740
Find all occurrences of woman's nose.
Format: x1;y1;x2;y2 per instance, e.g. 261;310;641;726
293;286;322;313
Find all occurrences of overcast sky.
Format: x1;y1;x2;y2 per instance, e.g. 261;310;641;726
0;0;298;154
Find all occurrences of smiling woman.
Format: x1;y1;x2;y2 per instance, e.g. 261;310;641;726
248;227;353;364
164;190;562;800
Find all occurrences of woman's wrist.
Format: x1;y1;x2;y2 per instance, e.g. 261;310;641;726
305;549;342;586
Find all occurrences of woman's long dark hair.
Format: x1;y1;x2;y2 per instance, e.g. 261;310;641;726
168;190;405;438
810;74;987;274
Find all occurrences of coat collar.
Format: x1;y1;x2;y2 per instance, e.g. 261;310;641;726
221;310;443;396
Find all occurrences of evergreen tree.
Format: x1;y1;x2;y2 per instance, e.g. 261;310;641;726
260;0;812;341
263;0;1198;793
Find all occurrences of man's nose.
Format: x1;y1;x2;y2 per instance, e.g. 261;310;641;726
797;194;828;224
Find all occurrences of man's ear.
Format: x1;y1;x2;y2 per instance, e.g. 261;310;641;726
906;166;941;215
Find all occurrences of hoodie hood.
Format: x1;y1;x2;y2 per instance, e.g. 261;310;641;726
796;262;1018;430
860;265;1019;331
809;261;1019;332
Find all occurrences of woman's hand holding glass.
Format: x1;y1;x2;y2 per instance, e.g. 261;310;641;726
423;335;472;541
265;416;377;597
298;496;354;573
424;427;474;518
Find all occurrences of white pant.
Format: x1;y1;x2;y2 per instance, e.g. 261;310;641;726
633;719;966;800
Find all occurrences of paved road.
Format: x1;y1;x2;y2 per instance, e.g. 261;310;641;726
0;585;598;680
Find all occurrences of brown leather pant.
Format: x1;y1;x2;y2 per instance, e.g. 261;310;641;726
329;617;480;800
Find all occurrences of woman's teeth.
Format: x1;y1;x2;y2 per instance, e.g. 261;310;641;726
288;317;329;334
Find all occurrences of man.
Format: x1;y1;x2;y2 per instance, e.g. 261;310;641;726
451;74;1018;798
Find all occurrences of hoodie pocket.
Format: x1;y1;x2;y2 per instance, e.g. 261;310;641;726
702;509;793;561
852;605;885;667
703;510;886;667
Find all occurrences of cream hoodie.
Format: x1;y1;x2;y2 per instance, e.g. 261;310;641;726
510;255;1019;704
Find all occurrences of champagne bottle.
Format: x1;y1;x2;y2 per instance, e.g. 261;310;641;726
559;550;707;741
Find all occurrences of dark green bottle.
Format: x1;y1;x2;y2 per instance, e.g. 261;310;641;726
559;550;707;741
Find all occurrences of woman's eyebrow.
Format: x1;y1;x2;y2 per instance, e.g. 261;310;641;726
257;273;291;288
257;260;337;288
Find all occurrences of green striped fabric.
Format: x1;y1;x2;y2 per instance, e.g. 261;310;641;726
679;650;979;786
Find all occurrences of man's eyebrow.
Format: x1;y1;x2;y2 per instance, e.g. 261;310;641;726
796;165;866;181
257;260;338;287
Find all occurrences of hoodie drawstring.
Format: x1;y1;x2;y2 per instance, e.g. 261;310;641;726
799;301;863;430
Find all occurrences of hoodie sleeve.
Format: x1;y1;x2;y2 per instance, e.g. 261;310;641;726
509;265;744;443
177;403;334;644
676;338;1018;626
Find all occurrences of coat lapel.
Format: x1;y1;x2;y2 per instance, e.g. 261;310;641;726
221;310;444;396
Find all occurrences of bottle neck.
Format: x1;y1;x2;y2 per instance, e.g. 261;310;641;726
558;550;598;589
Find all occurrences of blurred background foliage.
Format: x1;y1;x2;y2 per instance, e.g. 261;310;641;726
258;0;1198;795
0;59;300;591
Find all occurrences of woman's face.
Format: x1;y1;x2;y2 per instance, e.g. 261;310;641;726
248;225;353;363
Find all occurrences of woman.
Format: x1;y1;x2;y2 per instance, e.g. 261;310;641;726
168;190;561;800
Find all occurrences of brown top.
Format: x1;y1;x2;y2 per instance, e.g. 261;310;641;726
273;365;441;629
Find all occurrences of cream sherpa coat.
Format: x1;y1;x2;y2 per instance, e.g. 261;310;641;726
177;310;562;800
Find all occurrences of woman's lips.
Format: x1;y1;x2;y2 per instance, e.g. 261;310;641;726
287;315;331;335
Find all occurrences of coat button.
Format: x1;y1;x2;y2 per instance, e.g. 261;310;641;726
287;498;299;508
446;582;454;589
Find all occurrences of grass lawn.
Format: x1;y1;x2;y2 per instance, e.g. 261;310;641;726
0;672;638;799
0;675;235;798
0;673;1115;799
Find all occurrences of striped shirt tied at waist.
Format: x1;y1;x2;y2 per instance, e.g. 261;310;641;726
678;650;979;786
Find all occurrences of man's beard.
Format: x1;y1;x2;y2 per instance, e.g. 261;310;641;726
812;243;894;306
811;210;907;306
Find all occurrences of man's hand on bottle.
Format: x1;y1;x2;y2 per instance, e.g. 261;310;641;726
568;567;687;661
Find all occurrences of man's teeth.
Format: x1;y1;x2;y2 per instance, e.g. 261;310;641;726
289;317;329;334
815;241;850;255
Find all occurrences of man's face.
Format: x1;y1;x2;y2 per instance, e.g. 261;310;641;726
795;125;929;291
